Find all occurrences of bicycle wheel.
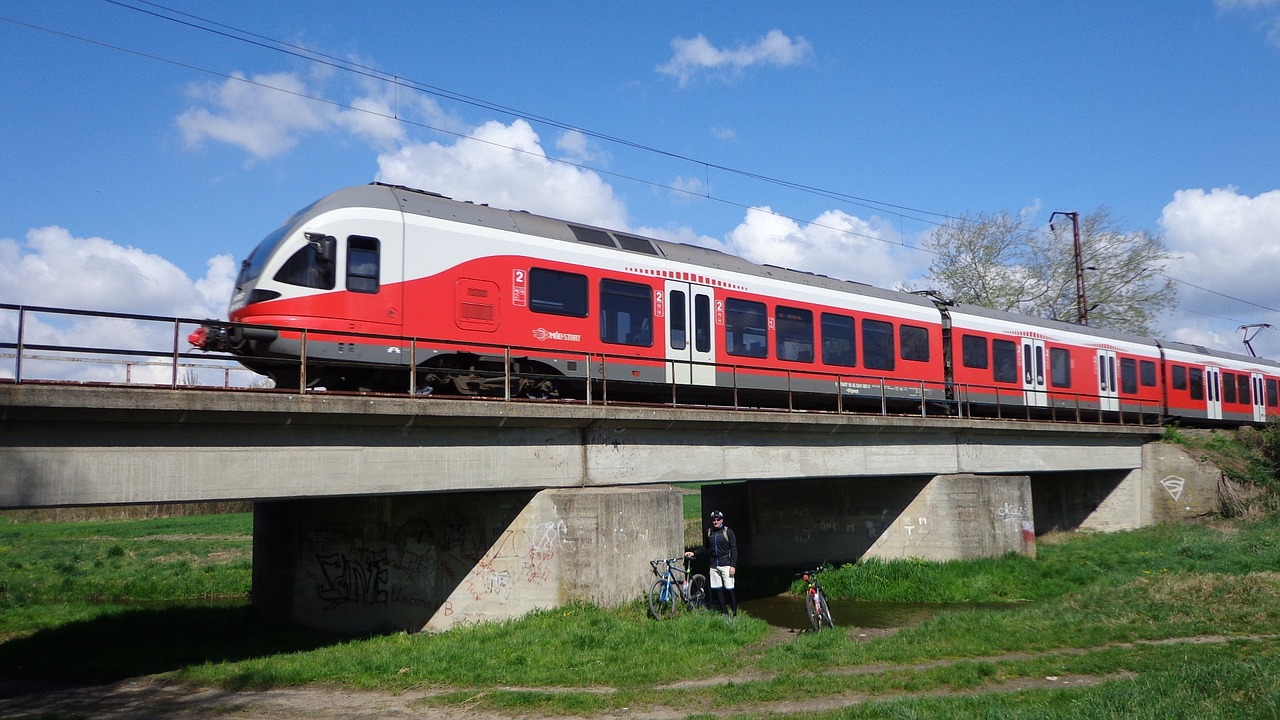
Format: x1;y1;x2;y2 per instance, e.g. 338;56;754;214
816;588;835;629
648;578;676;619
805;591;823;632
686;574;708;610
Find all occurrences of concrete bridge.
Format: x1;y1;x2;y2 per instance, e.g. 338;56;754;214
0;383;1219;633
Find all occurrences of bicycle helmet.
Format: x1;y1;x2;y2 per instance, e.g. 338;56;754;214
709;510;724;519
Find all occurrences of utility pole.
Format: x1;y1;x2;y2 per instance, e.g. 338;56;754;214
1050;211;1088;325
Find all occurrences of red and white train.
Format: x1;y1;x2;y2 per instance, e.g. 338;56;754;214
190;182;1280;425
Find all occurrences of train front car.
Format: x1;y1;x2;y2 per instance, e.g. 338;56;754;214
189;185;408;390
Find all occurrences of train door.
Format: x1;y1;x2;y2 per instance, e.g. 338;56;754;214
1252;372;1266;422
1021;338;1047;406
664;281;716;385
1205;366;1222;421
1097;349;1119;412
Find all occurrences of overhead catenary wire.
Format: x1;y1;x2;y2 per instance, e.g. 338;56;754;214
1;2;1272;328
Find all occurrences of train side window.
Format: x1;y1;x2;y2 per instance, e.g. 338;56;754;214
669;290;687;350
1050;347;1072;388
600;279;653;346
776;305;814;362
1268;379;1278;407
1222;372;1237;403
346;235;380;294
694;294;712;353
900;324;930;362
820;313;856;367
992;339;1017;383
529;267;588;317
1189;368;1204;401
862;319;895;371
1238;374;1251;404
961;335;988;369
275;234;336;290
1172;365;1187;391
725;298;768;358
1120;357;1138;394
1139;360;1156;387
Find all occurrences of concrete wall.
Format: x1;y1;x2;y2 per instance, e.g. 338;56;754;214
700;473;1035;571
254;485;683;634
1032;442;1222;533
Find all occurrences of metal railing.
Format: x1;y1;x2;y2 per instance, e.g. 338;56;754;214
0;303;1163;426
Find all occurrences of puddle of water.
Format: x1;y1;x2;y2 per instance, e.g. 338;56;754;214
739;594;1003;631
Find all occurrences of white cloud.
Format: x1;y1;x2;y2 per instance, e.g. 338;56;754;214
0;227;232;319
178;71;330;159
657;29;814;87
719;206;923;289
0;227;238;383
1158;186;1280;357
178;70;468;159
375;119;629;229
1215;0;1277;9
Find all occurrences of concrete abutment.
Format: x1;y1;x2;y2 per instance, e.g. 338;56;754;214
253;442;1224;633
253;485;684;634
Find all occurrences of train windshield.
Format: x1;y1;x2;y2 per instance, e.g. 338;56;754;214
235;224;291;288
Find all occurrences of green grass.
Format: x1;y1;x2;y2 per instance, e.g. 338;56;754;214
5;511;1280;717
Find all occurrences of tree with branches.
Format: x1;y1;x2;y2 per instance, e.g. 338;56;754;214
918;207;1178;336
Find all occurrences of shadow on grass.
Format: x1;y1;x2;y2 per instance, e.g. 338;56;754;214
0;604;351;684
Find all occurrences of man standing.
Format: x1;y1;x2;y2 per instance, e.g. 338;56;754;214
685;510;738;616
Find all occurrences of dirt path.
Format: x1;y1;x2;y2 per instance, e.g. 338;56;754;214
0;631;1260;719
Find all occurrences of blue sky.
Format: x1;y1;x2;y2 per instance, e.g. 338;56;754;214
4;0;1280;365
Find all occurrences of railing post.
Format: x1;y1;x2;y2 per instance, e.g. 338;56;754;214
14;307;24;383
504;347;511;401
171;319;181;389
599;353;607;405
880;378;887;415
836;375;843;414
298;329;308;394
408;339;417;396
585;353;593;406
787;370;793;412
919;381;926;418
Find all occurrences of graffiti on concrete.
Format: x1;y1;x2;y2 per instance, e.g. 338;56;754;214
997;501;1028;521
1160;475;1186;501
314;548;390;609
304;515;568;614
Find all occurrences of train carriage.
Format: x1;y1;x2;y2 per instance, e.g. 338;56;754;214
1160;341;1280;423
191;182;1280;427
944;303;1164;421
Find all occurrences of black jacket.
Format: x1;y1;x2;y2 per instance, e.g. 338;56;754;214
695;525;737;567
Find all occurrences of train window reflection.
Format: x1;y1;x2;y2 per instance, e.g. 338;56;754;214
530;267;588;317
776;305;814;362
1050;347;1071;388
346;235;380;294
725;298;767;358
821;313;856;367
992;339;1017;383
600;279;652;347
862;319;895;371
275;237;336;290
900;324;929;362
961;334;988;369
669;290;686;350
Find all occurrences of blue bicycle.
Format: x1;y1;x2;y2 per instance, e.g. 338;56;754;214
648;557;707;619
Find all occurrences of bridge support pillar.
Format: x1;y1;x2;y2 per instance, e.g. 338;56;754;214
252;484;683;634
702;473;1035;571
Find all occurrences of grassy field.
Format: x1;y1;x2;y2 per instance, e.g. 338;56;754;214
3;511;1280;717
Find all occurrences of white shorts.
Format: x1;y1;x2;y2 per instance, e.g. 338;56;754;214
709;565;735;590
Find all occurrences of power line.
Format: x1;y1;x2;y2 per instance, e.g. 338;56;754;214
4;4;1276;325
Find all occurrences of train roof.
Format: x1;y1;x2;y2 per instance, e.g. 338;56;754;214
307;183;939;312
299;184;1275;365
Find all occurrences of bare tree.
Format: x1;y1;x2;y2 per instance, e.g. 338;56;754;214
919;207;1178;336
